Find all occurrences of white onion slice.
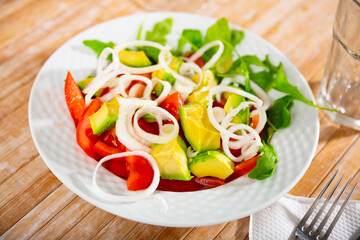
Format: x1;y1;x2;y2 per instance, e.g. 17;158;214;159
159;46;197;89
221;124;262;162
212;107;226;123
221;101;266;134
84;69;122;105
207;86;263;136
178;62;203;90
189;40;224;70
113;40;167;74
222;76;272;110
116;106;151;152
117;74;153;99
115;99;157;152
151;78;172;104
133;106;179;144
128;84;146;98
96;48;114;76
91;151;160;202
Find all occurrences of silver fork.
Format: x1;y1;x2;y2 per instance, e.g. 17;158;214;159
294;170;358;240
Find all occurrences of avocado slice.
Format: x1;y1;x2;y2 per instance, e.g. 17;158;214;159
77;76;103;97
223;94;250;125
118;50;152;67
189;151;234;179
151;136;192;181
89;97;120;135
188;70;217;104
179;103;220;152
151;56;183;85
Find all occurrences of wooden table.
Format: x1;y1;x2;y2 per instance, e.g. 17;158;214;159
1;0;359;239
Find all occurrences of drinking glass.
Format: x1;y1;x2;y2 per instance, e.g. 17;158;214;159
317;0;360;130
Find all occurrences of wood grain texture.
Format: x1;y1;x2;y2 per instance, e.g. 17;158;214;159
0;0;359;239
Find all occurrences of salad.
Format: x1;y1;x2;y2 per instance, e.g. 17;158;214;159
64;18;324;203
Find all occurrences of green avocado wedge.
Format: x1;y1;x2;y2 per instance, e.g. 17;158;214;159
179;103;220;152
151;136;192;181
118;50;152;67
190;151;234;179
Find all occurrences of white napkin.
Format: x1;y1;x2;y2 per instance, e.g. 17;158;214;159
249;194;360;240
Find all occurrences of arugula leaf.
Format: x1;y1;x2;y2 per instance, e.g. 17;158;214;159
143;18;173;62
83;40;115;58
249;71;274;92
242;55;267;67
261;122;277;144
230;30;245;47
248;142;278;180
203;18;232;64
204;18;232;44
267;95;294;129
177;29;203;53
137;23;143;40
273;64;332;110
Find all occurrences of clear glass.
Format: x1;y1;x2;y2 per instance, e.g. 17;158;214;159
317;0;360;130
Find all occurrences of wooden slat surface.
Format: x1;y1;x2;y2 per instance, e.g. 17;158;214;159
0;0;359;239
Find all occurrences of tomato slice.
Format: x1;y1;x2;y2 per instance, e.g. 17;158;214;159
103;158;128;178
102;128;123;148
138;118;159;135
159;91;184;121
157;178;204;192
186;52;205;68
93;140;125;157
195;177;225;187
64;71;85;125
126;154;154;191
226;155;260;182
76;97;102;160
252;115;259;129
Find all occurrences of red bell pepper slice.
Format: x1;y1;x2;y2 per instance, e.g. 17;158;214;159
76;97;102;160
64;71;85;126
226;155;260;182
159;91;184;121
126;153;154;191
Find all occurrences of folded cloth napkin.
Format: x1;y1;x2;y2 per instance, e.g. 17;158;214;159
249;194;360;240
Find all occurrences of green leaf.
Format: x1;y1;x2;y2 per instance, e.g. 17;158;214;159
261;122;277;144
215;54;233;74
249;71;274;92
143;18;173;62
242;55;267;67
177;29;203;53
83;40;115;59
266;95;294;129
203;18;232;62
248;142;278;180
273;64;333;110
204;18;232;44
137;23;143;40
230;30;244;47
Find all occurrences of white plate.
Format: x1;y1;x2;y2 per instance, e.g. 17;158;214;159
28;12;319;227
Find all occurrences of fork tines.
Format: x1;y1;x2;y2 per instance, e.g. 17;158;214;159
294;170;358;240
